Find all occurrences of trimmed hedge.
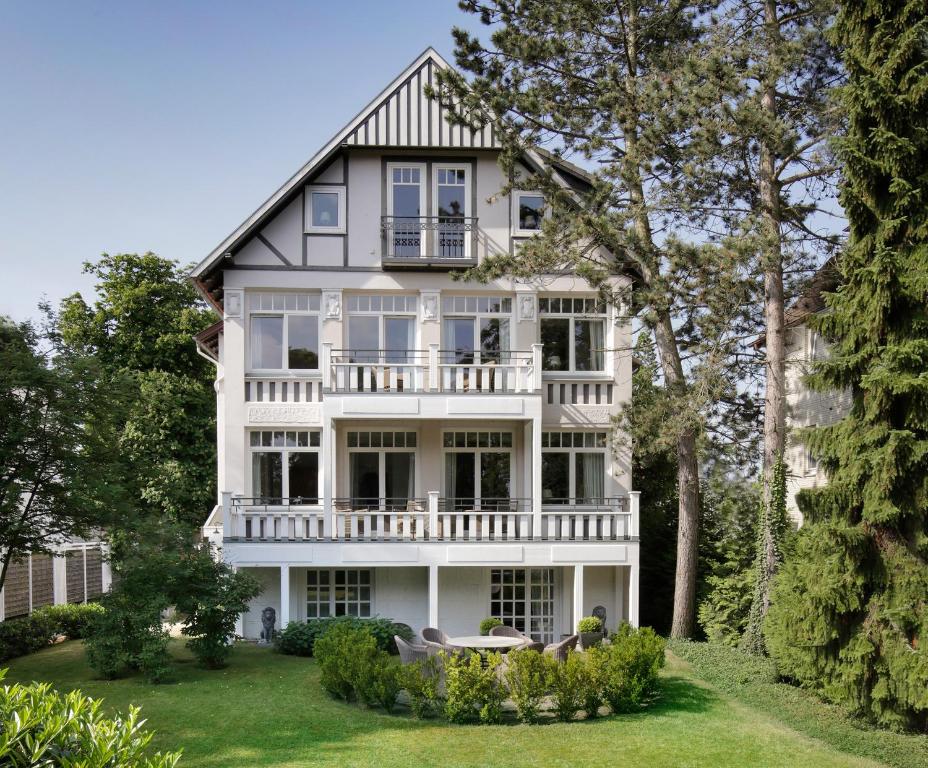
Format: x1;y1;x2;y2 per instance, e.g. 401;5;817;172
0;603;105;662
275;616;413;657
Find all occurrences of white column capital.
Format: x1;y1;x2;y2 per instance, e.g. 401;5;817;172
322;290;342;322
420;290;440;323
515;291;537;322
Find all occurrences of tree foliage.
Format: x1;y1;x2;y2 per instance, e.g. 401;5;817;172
765;0;928;729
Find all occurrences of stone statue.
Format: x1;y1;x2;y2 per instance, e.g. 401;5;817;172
592;605;607;636
259;606;276;644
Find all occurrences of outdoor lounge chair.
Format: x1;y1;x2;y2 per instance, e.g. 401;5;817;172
395;635;428;665
543;634;578;663
489;624;544;652
420;627;453;655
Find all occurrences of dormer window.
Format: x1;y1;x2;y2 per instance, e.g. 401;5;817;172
305;186;345;234
514;192;546;235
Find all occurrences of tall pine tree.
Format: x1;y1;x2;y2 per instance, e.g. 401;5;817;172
765;0;928;729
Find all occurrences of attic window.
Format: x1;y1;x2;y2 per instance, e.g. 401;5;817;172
514;192;546;235
305;186;345;234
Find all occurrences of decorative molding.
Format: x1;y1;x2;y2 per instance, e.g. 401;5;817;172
516;292;537;322
420;291;440;323
247;404;322;424
447;398;524;416
544;405;615;424
322;290;342;322
342;397;420;415
224;290;243;319
550;545;628;563
447;545;524;563
341;545;419;563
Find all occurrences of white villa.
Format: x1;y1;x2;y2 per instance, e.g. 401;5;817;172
192;49;638;644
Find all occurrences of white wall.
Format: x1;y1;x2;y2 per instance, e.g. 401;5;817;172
437;566;489;636
242;567;280;639
374;567;428;633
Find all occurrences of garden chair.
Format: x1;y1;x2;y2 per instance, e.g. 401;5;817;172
543;634;578;663
395;635;428;665
489;624;544;652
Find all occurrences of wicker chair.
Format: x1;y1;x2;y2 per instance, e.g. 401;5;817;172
489;624;544;652
544;634;578;663
420;627;452;655
395;635;428;665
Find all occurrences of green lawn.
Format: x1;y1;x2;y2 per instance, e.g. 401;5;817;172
0;640;911;768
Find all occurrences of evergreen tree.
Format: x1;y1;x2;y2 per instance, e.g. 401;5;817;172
765;0;928;729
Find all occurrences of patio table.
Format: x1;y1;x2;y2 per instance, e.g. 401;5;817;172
445;635;524;652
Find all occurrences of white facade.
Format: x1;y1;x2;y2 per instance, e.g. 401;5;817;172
194;49;638;643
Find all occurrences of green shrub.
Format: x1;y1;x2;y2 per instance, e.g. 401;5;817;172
442;650;505;724
601;624;666;713
548;650;585;721
314;622;378;701
0;612;57;662
0;672;180;767
276;616;413;657
580;645;607;718
479;617;503;636
369;652;403;713
578;616;603;633
668;639;778;693
34;602;106;639
85;594;170;683
505;648;549;723
402;656;442;718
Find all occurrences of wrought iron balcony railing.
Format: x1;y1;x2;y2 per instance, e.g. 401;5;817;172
381;216;478;265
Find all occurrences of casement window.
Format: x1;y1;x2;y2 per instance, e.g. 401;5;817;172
443;431;513;509
345;294;418;364
307;569;371;618
490;568;556;643
249;430;320;503
441;296;512;364
248;293;321;371
805;426;818;473
541;431;608;504
433;164;471;259
346;431;417;503
387;163;426;257
513;192;546;236
305;186;346;233
809;329;827;361
539;297;606;372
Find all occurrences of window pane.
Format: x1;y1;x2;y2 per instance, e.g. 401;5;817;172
288;315;319;369
348;316;380;362
251;452;282;501
518;195;544;230
350;453;380;502
576;320;605;371
575;453;605;502
481;453;511;502
251;316;283;369
540;318;569;371
289;452;319;503
384;317;414;364
542;453;570;503
311;192;339;227
443;318;475;364
384;453;415;503
445;452;476;507
479;318;510;362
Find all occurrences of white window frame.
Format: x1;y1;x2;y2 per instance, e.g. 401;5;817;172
306;568;373;619
432;163;472;260
345;294;419;363
539;297;608;374
805;425;818;475
440;295;513;364
346;430;419;501
247;293;321;373
386;162;427;257
489;568;558;643
442;430;514;505
541;431;609;504
304;185;346;234
248;429;322;502
512;190;547;236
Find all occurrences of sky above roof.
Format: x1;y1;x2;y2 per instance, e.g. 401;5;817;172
0;0;480;322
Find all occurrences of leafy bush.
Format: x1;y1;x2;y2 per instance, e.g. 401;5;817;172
505;649;549;723
548;650;585;721
442;650;505;724
35;602;106;639
0;612;56;662
368;652;403;713
577;616;603;633
601;624;666;713
275;616;413;657
580;645;607;718
479;617;503;635
697;568;754;647
402;656;442;718
0;672;180;767
175;553;260;669
314;622;375;701
85;592;170;683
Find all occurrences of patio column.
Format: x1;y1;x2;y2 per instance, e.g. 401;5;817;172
322;416;335;539
628;562;639;628
428;565;439;627
531;415;543;540
572;564;584;634
280;565;291;630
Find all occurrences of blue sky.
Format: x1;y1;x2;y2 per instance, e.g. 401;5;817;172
0;1;479;321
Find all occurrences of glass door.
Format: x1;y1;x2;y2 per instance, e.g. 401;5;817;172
435;166;468;259
390;165;424;257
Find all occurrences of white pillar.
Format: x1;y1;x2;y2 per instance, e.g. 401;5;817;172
531;415;543;539
221;490;233;538
428;491;440;540
52;552;67;605
428;565;439;627
572;564;584;633
279;565;291;630
322;416;335;539
629;490;640;540
531;343;543;391
628;561;639;628
428;343;440;392
321;342;333;390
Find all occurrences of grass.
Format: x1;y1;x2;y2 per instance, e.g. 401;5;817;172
1;639;913;768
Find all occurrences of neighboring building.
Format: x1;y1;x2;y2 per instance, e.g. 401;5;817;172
192;49;638;643
782;260;849;524
0;541;111;621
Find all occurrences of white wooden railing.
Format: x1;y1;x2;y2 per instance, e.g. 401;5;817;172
245;376;322;403
223;492;640;543
322;343;542;394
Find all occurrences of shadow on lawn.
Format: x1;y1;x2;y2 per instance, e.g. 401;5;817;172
649;674;719;716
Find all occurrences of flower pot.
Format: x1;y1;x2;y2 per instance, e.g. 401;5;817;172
579;631;602;650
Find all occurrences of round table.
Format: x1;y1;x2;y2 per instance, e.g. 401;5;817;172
445;635;524;652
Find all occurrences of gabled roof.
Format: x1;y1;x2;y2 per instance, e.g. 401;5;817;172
785;257;840;327
190;47;499;283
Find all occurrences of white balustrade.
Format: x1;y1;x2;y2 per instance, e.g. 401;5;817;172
245;377;321;403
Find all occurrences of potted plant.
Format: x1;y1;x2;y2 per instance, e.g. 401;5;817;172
577;616;604;649
480;617;504;635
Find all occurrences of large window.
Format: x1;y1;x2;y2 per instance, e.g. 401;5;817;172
490;568;555;643
307;569;371;618
345;294;418;364
249;430;320;503
443;431;513;509
434;165;470;259
441;296;512;365
346;431;417;504
388;164;426;257
541;431;608;504
248;293;321;371
539;297;606;372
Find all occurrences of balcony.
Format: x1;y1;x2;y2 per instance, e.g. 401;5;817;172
381;216;478;269
223;493;638;544
322;344;542;395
